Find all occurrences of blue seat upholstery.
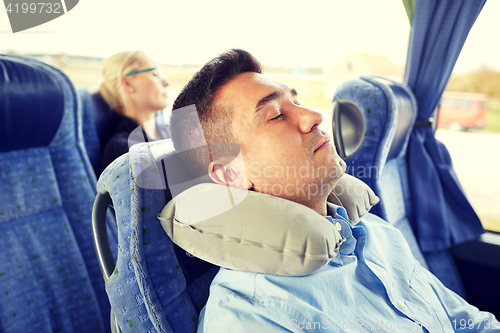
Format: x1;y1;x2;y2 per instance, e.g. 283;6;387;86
78;88;122;177
97;140;216;332
333;76;467;298
0;55;117;332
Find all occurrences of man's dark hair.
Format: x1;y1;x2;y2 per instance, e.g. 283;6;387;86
170;49;262;178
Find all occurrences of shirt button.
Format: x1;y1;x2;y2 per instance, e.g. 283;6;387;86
335;222;342;231
397;300;406;308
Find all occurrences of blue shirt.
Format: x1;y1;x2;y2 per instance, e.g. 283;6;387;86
197;204;499;332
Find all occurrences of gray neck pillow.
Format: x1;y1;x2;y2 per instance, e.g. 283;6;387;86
158;183;345;276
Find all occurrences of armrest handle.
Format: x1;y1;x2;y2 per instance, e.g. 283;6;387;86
92;191;115;281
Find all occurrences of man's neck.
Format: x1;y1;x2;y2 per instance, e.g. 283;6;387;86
309;200;328;216
287;196;328;216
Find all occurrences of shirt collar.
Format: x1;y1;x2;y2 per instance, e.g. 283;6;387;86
325;203;358;265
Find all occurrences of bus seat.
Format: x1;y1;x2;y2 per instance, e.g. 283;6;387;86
0;55;117;332
78;87;171;178
333;77;467;298
78;87;122;177
94;139;217;332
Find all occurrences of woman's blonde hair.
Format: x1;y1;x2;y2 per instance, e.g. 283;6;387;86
98;50;146;113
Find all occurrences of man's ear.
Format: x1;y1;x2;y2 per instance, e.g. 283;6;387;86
209;158;252;190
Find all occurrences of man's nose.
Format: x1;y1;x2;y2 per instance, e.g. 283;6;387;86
162;77;170;87
296;107;323;133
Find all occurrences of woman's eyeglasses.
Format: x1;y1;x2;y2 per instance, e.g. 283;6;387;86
125;67;167;84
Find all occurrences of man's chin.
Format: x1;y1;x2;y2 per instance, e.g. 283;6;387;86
339;159;347;174
330;157;346;181
320;146;346;175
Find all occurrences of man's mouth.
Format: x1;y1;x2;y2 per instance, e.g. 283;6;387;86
314;136;331;153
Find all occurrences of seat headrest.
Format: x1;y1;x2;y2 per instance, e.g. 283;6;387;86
366;77;417;161
331;99;366;159
78;87;122;148
332;77;417;165
131;139;214;197
0;55;65;152
89;90;122;147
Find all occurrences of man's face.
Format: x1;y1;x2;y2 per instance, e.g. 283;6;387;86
213;72;346;209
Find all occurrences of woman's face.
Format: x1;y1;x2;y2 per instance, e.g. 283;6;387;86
127;55;170;114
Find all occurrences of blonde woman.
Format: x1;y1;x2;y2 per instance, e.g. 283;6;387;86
98;50;170;168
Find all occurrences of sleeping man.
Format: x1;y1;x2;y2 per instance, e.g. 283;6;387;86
167;49;499;332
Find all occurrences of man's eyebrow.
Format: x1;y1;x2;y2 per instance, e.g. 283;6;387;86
255;88;298;112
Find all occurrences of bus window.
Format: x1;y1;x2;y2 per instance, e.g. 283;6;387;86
436;0;500;233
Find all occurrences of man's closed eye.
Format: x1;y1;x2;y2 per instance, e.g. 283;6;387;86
270;113;283;121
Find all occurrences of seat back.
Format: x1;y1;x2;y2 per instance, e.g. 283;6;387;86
0;55;117;331
79;87;171;177
333;77;427;266
97;140;216;332
333;76;467;298
78;87;122;176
